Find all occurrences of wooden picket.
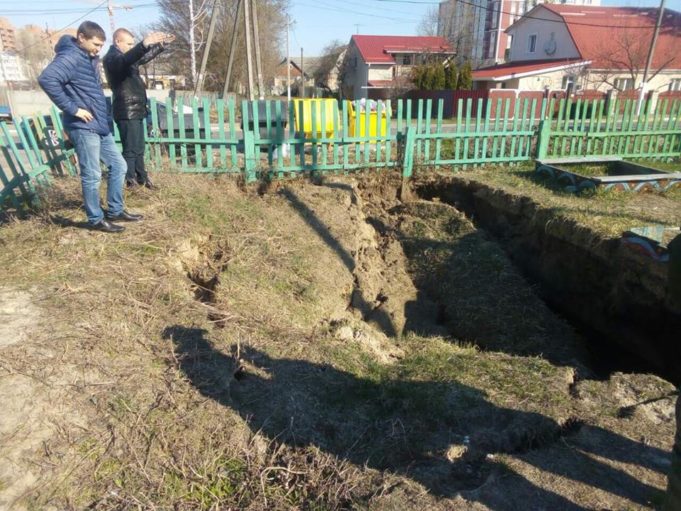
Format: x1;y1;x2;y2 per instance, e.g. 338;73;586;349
541;98;681;160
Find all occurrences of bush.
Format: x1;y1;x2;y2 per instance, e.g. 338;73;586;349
458;62;472;90
445;64;458;90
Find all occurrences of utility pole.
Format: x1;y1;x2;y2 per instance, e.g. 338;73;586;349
300;47;304;98
0;36;15;119
637;0;666;115
222;0;242;98
195;0;221;97
107;0;116;32
252;0;265;99
243;0;255;100
188;0;198;86
286;16;291;103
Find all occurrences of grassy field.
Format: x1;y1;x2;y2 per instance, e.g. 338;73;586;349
0;170;676;510
425;162;681;238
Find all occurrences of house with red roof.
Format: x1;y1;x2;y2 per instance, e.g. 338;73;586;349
472;5;681;95
342;35;455;99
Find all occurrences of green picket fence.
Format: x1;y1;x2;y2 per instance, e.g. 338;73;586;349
537;97;681;160
2;97;680;210
404;97;543;177
0;105;78;209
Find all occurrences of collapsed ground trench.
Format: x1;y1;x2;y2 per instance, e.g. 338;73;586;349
411;176;681;386
181;173;678;388
170;175;679;501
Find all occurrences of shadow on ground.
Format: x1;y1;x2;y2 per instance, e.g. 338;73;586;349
164;326;668;509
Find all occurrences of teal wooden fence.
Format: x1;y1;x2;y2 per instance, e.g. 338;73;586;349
536;97;681;160
1;97;680;210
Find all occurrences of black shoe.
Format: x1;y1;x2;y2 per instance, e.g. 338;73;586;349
126;180;139;189
106;210;144;222
89;219;125;233
142;179;156;190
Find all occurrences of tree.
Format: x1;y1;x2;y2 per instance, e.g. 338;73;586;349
417;6;439;37
411;65;426;90
15;27;53;82
458;61;472;90
445;63;458;89
411;63;449;90
432;63;446;90
422;64;435;90
589;25;678;92
153;0;288;92
438;0;481;65
314;40;346;93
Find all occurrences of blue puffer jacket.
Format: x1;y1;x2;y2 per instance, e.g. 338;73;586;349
38;35;111;135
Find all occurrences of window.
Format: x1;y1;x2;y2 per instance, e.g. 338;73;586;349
562;75;575;90
402;55;411;66
490;2;499;29
669;79;681;91
528;34;537;53
489;32;497;59
613;77;634;90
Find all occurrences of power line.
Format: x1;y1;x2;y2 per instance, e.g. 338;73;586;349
13;0;109;53
296;1;420;22
320;0;418;17
370;0;672;29
3;3;155;15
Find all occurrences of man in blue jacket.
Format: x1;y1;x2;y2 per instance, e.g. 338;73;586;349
103;29;174;189
38;21;142;233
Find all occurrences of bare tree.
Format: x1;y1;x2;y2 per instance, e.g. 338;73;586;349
589;26;678;92
313;40;346;93
15;28;53;82
153;0;288;92
437;0;482;65
417;6;439;37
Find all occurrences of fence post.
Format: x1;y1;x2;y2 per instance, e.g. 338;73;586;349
243;129;257;183
402;127;415;179
536;119;550;159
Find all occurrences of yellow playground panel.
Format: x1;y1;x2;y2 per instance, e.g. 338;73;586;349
346;101;389;139
292;99;339;138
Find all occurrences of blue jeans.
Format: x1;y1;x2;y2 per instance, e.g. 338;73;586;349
69;130;126;224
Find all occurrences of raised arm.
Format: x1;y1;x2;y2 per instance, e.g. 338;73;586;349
138;43;165;66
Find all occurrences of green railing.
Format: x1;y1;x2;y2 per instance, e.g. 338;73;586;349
537;97;681;160
2;97;680;210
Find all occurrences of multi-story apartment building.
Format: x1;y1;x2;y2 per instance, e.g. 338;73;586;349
438;0;599;67
0;17;17;53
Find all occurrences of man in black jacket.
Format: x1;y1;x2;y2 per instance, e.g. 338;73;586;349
103;29;174;189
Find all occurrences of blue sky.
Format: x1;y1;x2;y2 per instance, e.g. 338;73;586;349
2;0;680;56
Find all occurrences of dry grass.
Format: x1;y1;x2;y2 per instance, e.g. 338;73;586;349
0;170;676;510
425;162;681;238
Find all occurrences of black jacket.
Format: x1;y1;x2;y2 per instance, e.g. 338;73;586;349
103;42;164;121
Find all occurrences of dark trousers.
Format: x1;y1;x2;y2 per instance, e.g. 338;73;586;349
117;119;147;184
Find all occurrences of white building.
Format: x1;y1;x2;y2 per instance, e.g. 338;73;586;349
0;52;28;84
438;0;600;67
472;5;681;94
